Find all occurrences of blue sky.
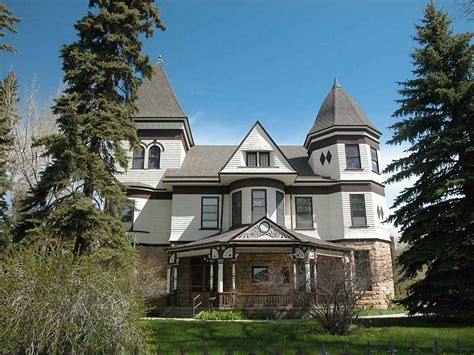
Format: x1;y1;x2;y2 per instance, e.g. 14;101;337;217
1;0;470;231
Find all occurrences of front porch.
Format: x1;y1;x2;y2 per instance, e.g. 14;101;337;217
165;218;351;310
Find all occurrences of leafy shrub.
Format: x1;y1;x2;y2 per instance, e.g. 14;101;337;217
0;241;147;353
196;310;246;320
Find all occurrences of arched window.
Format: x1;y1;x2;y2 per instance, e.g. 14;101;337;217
132;146;145;169
148;145;161;169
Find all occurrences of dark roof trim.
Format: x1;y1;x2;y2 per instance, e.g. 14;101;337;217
307;135;380;156
134;117;195;148
229;178;285;193
304;126;382;148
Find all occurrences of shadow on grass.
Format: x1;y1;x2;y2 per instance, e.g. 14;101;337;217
356;316;473;329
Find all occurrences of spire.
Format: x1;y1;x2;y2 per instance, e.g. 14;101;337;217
133;61;186;118
306;80;380;138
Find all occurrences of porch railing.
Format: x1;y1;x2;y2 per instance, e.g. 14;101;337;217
217;292;321;309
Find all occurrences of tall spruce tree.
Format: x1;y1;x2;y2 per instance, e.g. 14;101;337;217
0;2;20;53
0;72;19;250
17;1;164;261
385;3;474;319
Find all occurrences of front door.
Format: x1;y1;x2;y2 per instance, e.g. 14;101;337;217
190;257;211;303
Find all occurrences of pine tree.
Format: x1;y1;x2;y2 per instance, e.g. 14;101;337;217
0;72;19;250
17;1;164;261
384;3;474;319
0;2;20;53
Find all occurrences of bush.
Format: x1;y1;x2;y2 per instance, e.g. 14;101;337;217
196;310;246;320
0;241;147;353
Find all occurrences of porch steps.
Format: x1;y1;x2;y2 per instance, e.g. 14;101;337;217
161;306;194;319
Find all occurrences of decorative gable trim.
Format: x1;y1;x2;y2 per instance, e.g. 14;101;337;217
232;217;298;241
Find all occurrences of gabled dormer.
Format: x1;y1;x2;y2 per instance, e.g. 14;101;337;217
304;80;383;183
219;121;297;184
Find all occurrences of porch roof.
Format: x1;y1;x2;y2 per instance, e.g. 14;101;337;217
166;217;350;253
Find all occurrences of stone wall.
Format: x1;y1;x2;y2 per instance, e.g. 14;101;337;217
136;245;169;312
335;239;395;309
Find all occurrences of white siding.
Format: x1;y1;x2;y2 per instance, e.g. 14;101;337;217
309;143;340;180
131;197;171;244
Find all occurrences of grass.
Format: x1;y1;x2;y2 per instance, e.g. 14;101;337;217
358;305;406;316
145;317;474;354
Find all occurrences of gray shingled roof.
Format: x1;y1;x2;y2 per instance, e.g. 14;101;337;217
164;145;320;179
133;62;187;118
308;81;378;135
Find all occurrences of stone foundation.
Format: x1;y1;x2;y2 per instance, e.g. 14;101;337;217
335;239;395;309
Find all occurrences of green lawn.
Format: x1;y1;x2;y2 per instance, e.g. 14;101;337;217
145;318;474;354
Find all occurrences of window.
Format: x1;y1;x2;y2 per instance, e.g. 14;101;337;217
295;197;313;229
148;145;161;169
276;191;285;225
252;189;267;222
121;207;133;231
201;197;219;229
280;267;290;283
252;266;269;283
246;152;257;167
231;191;242;227
345;144;361;169
350;194;367;227
370;147;379;173
132;146;145;169
259;152;270;167
354;250;372;291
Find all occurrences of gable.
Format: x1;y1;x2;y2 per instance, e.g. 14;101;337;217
232;218;298;241
220;122;297;174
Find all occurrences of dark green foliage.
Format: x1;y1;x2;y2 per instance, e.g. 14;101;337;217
0;3;20;53
17;1;164;260
384;3;474;319
0;72;19;251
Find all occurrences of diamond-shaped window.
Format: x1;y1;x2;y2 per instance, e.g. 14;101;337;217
319;152;326;165
326;151;332;164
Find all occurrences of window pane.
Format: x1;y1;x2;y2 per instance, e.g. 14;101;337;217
345;144;361;169
350;194;367;226
148;146;161;169
276;191;285;225
247;152;257;167
252;267;269;282
259;152;270;167
232;192;242;226
132;147;145;169
296;197;313;229
371;147;379;173
252;190;266;222
202;197;218;228
355;251;372;291
121;207;133;231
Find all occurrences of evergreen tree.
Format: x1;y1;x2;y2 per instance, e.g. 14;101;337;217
0;2;20;53
17;1;164;261
385;3;474;319
0;72;19;251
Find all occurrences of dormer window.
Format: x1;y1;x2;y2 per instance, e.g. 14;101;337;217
132;146;145;169
246;152;271;167
148;145;161;169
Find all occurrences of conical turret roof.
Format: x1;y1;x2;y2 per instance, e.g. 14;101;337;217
133;61;186;118
307;80;379;136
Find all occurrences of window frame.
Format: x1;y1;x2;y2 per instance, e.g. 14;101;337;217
251;189;267;223
370;147;379;173
246;152;258;167
131;145;145;170
121;207;134;231
201;196;220;230
252;266;269;283
345;144;362;170
276;191;285;225
231;191;242;227
295;196;314;229
148;145;161;170
350;194;367;227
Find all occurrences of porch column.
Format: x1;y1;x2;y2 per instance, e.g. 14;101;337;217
210;262;214;291
232;261;236;290
293;259;297;290
166;265;171;293
173;265;178;291
313;255;318;292
217;259;224;293
304;259;311;292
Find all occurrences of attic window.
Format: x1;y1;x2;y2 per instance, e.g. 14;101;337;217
246;152;271;167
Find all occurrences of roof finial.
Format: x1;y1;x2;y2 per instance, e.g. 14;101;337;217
158;54;163;64
333;77;341;88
